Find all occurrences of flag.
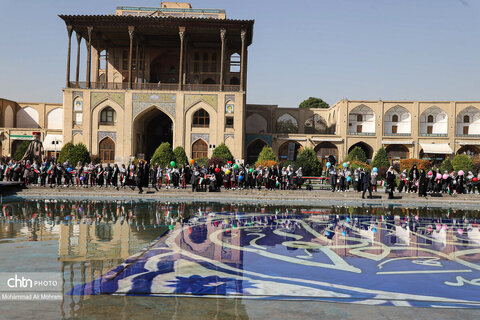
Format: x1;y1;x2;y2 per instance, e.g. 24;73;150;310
47;164;54;175
199;177;204;185
122;175;126;183
33;168;40;174
167;173;172;181
276;180;280;187
5;166;10;175
380;180;386;187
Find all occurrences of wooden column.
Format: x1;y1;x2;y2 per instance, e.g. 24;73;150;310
183;37;188;85
66;25;73;88
96;48;100;85
75;32;82;83
135;39;139;84
141;45;146;84
178;27;185;90
86;26;93;89
128;26;134;89
240;29;246;91
219;29;226;91
105;47;109;84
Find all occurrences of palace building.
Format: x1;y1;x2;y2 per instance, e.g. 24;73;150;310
1;2;480;165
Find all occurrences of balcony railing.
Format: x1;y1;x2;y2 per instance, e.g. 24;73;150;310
383;133;411;136
419;133;447;137
456;134;480;138
348;132;375;136
67;82;241;92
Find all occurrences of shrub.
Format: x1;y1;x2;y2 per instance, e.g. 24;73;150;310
90;154;101;164
399;158;432;171
207;157;226;168
13;140;31;161
196;157;208;167
211;143;234;162
371;147;390;168
58;142;75;163
173;146;188;166
452;154;474;173
294;148;322;176
255;160;278;168
345;146;367;163
439;158;453;173
151;142;174;167
257;146;277;163
348;161;372;171
474;160;480;175
377;166;388;179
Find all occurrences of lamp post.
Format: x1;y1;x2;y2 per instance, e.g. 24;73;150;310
52;138;60;161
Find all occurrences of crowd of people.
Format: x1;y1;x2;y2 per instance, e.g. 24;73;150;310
0;157;306;193
2;155;479;198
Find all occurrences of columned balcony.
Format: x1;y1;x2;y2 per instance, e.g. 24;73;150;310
67;81;241;92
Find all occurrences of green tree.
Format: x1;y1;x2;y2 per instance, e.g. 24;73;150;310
211;143;234;162
13;141;30;161
173;146;188;166
345;146;367;163
299;97;330;109
371;147;390;168
440;158;453;173
257;146;277;163
58;142;75;163
452;154;474;173
294;148;322;176
151;142;174;167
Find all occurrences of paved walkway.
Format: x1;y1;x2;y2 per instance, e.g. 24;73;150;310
8;186;480;209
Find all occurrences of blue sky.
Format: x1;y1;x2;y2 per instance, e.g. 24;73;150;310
1;0;480;107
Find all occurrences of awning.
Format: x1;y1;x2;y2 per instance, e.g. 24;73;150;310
43;134;63;151
419;143;453;154
457;141;480;146
382;140;414;145
311;138;343;142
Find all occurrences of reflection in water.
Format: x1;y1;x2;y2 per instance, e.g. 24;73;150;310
1;201;480;318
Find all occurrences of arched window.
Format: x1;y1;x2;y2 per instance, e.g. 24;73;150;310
229;53;241;73
193;109;210;128
99;137;115;163
100;107;116;125
202;78;215;84
392;114;399;123
192;139;208;159
356;114;363;122
427;115;434;123
464;115;470;123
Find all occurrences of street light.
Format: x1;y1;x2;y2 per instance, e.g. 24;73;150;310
52;138;60;160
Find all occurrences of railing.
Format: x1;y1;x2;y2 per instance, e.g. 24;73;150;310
419;133;447;137
383;133;411;136
68;82;241;92
348;132;375;136
456;134;480;138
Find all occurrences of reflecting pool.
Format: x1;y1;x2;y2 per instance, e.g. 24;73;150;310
1;200;480;319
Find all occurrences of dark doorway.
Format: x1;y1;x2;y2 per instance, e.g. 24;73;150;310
135;108;173;161
246;139;267;164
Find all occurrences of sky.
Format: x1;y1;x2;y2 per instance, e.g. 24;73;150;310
1;0;480;107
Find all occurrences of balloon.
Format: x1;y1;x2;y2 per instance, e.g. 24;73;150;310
238;175;243;180
325;230;330;236
215;167;220;173
436;224;441;231
415;182;419;187
346;176;352;182
427;225;433;232
80;176;85;181
458;228;464;235
326;162;331;168
342;231;347;236
474;178;478;182
233;164;238;170
227;161;232;164
428;171;433;176
458;170;465;176
170;161;175;167
168;225;174;230
442;224;448;230
373;167;378;172
343;162;347;168
436;173;442;180
372;227;377;234
249;168;254;173
225;169;231;175
67;167;71;173
443;174;448;180
189;159;194;164
346;217;351;223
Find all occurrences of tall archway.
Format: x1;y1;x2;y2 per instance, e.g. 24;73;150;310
17;107;39;128
304;114;328;134
192;139;208;159
420;106;447;135
384;106;411;135
348;105;375;134
457;145;480;162
385;144;409;163
348;142;373;161
314;142;338;166
457;106;480;136
99;137;115;163
133;107;173;160
5;105;14;127
276;113;298;134
278;141;302;162
246;113;267;133
246;139;267;164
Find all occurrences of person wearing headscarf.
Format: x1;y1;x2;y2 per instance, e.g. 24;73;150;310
362;170;372;199
386;166;396;199
418;169;427;197
398;169;407;193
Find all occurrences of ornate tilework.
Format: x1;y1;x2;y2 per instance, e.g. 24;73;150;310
185;94;218;111
73;91;83;99
224;134;234;141
91;92;125;109
246;134;272;147
191;133;209;144
72;130;83;136
132;93;176;119
98;131;116;143
225;94;235;103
